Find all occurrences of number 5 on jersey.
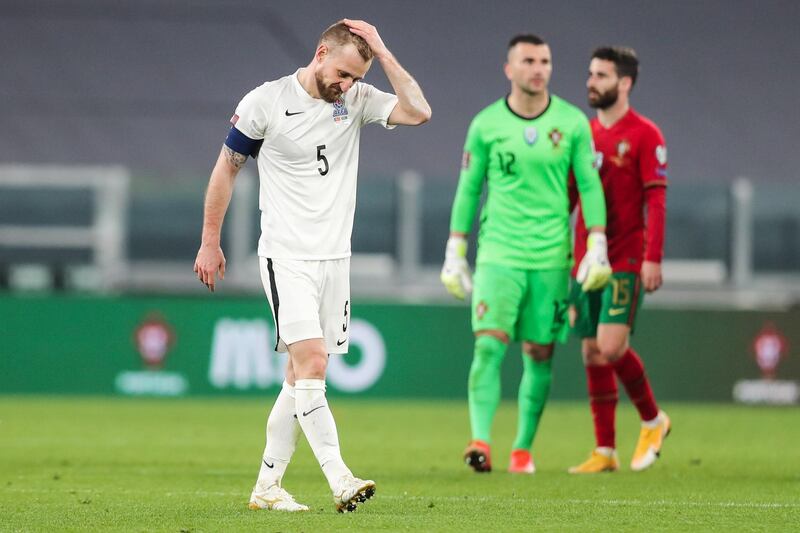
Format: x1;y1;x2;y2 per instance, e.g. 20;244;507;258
317;145;329;176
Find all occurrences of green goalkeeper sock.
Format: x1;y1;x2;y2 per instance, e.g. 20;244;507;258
468;335;507;443
512;356;553;451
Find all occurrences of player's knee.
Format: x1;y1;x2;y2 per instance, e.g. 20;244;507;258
305;355;328;378
293;350;328;379
473;334;507;369
597;338;627;363
469;335;506;390
581;341;604;365
523;342;553;362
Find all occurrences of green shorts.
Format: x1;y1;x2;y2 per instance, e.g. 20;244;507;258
570;272;644;339
471;263;570;344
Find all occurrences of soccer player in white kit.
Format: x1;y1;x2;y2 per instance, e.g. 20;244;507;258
193;19;431;513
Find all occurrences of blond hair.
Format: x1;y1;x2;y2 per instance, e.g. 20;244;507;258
319;21;373;62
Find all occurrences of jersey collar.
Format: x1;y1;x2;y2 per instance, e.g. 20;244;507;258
595;107;635;131
504;95;551;121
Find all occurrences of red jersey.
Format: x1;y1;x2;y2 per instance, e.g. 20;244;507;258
573;108;667;275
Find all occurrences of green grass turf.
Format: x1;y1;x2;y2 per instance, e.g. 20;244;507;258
0;397;798;532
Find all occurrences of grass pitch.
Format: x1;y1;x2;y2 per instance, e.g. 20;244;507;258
1;397;798;532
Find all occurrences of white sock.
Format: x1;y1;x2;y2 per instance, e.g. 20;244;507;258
294;378;351;490
595;447;616;457
642;413;661;429
255;381;300;490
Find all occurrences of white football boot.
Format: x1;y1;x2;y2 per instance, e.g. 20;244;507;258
248;483;309;512
332;474;376;513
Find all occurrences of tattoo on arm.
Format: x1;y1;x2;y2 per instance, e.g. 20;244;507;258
223;145;247;169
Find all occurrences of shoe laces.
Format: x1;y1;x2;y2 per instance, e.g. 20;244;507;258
586;451;609;465
635;426;659;454
275;486;296;502
334;474;356;495
259;483;295;502
641;424;659;439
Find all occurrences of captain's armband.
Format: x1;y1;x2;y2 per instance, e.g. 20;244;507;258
223;126;264;167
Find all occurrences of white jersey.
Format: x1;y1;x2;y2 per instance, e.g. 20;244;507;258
232;69;398;260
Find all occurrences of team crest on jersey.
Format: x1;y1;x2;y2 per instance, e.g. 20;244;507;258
332;97;349;122
593;151;604;170
523;126;539;146
548;128;563;148
656;145;668;165
611;139;631;166
476;301;489;320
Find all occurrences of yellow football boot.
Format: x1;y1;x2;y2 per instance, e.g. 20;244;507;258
631;410;671;471
568;449;619;474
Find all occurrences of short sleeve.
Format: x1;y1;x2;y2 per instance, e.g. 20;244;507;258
358;82;399;129
639;124;668;188
231;85;270;140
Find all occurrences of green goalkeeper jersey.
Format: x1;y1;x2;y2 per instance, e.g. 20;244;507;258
450;95;606;270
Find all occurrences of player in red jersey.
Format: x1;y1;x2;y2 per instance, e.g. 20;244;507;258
567;46;671;473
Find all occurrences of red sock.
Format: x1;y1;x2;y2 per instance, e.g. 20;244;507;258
586;364;617;449
613;348;659;422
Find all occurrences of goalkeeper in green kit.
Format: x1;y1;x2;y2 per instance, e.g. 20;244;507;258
441;34;611;473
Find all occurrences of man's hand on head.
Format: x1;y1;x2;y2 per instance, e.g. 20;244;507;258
343;19;390;59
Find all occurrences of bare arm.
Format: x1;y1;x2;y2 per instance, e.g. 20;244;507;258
344;19;431;126
193;145;245;291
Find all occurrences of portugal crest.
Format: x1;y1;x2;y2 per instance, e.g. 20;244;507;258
133;313;175;369
523;126;538;146
548;128;563;148
611;139;631;166
752;322;788;380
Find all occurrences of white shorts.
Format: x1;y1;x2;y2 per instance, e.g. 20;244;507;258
259;256;351;354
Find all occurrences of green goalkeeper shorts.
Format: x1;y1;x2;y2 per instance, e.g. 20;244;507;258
471;263;570;344
569;272;644;339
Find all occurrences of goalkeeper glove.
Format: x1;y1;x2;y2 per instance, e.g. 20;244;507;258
576;231;612;291
440;235;473;300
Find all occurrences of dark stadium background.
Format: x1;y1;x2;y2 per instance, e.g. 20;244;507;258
1;0;798;399
3;0;798;184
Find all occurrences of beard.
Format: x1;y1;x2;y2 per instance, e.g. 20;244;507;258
588;86;619;109
520;85;544;97
518;77;547;97
315;71;343;103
